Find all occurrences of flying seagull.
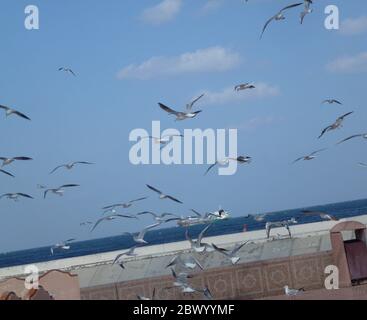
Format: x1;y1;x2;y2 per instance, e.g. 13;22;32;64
318;112;354;139
166;254;204;270
284;285;304;296
322;99;342;105
146;185;183;204
170;269;194;288
137;288;156;301
122;223;161;244
50;161;94;174
212;242;249;265
0;193;33;201
0;157;33;168
293;149;327;163
137;211;179;223
91;214;138;233
260;3;303;39
205;156;252;175
102;197;148;212
186;94;205;111
234;83;256;92
186;224;212;253
358;163;367;167
336;134;367;145
58;67;76;76
51;239;76;255
302;210;339;221
113;246;138;267
44;184;80;199
0;105;31;121
300;0;313;24
0;169;15;178
158;103;202;121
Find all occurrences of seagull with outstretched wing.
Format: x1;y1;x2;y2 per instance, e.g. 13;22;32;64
91;214;138;233
212;242;249;265
122;223;161;244
322;99;342;105
50;161;94;174
337;133;367;145
0;169;15;178
44;184;80;199
293;149;327;163
159;103;202;121
319;112;354;139
58;67;76;76
186;224;212;253
302;210;339;221
0;156;33;168
146;184;183;204
0;105;31;121
0;193;33;201
102;197;148;213
205;156;252;175
234;83;256;92
260;3;303;39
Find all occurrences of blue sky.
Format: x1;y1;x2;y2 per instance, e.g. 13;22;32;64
0;0;366;252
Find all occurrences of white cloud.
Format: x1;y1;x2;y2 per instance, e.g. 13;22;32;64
140;0;182;25
202;83;280;106
201;0;225;14
327;52;367;74
117;47;241;80
340;16;367;35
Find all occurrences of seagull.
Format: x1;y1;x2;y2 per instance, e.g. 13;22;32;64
137;211;180;223
0;193;33;201
113;246;138;267
102;197;148;212
146;185;183;204
186;224;212;253
322;99;343;105
284;286;304;296
358;163;367;167
0;169;15;178
300;0;313;24
205;156;252;175
302;210;339;221
50;162;94;174
171;269;194;288
212;242;249;265
158;103;202;121
58;67;76;76
0;105;31;120
293;149;327;163
253;214;267;222
318;112;354;139
122;223;161;244
260;3;303;39
234;83;256;92
186;94;205;111
91;214;138;233
44;184;80;199
50;239;76;255
336;134;367;145
137;288;156;301
166;254;204;270
0;157;33;168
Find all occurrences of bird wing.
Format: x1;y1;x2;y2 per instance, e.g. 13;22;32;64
13;157;33;161
187;94;205;111
185;230;194;244
337;134;362;145
212;243;230;257
138;223;161;239
0;169;15;178
338;111;354;121
191;209;202;217
146;184;163;195
44;189;52;199
129;196;148;204
60;184;80;189
72;161;94;166
332;99;342;105
192;256;204;270
293;156;305;164
17;193;33;199
90;217;108;232
198;224;211;244
0;105;10;111
204;162;218;176
158;103;179;115
318;125;332;139
49;165;66;174
137;211;157;218
280;2;303;12
13;111;31;121
232;241;249;255
309;148;327;156
166;195;183;204
260;16;275;39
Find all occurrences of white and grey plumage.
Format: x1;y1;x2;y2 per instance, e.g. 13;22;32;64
50;161;94;174
91;214;138;233
137;288;156;301
170;269;194;288
260;3;303;39
0;157;33;168
122;223;161;244
319;112;354;139
166;254;204;270
137;211;180;223
146;184;183;204
113;246;138;267
293;149;327;163
337;134;367;145
284;285;304;296
186;225;212;253
212;242;249;265
302;210;339;221
159;103;202;121
0;169;15;178
266;218;297;239
300;0;313;24
234;83;256;92
322;99;343;105
186;94;205;111
102;197;148;213
58;67;76;76
50;238;76;255
0;105;31;121
0;193;33;201
205;156;252;175
44;184;80;199
358;162;367;168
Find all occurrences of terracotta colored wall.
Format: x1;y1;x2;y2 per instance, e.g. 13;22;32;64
81;251;334;300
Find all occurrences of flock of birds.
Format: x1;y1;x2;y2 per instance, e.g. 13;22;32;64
1;0;363;300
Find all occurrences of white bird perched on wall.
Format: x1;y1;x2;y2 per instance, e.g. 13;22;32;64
284;285;304;296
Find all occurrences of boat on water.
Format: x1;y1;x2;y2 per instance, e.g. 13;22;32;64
177;209;230;227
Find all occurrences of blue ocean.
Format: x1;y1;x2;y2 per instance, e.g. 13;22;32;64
1;198;367;269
